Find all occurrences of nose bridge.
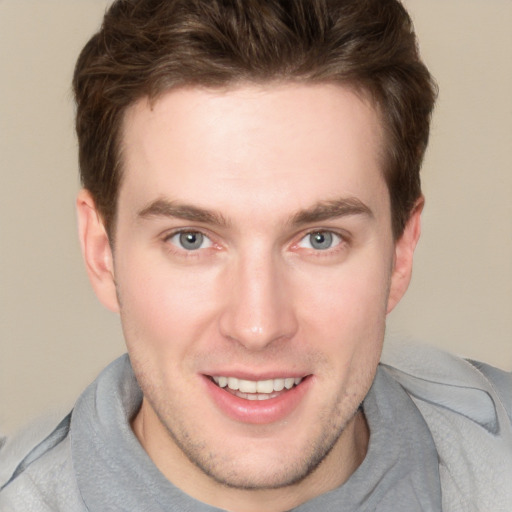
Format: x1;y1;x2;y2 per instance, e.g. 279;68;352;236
219;244;297;349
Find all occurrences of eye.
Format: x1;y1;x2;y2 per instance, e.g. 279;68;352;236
298;231;342;251
168;231;213;251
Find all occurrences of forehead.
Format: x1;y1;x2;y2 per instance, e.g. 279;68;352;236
118;82;387;222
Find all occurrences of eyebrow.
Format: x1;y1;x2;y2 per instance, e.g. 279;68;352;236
137;199;230;227
137;196;372;228
290;197;373;226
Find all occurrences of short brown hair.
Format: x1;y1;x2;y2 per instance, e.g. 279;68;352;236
73;0;437;239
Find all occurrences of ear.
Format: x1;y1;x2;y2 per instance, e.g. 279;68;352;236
76;189;120;313
387;197;424;314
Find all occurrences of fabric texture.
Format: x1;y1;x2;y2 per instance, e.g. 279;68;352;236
1;344;511;511
381;343;512;512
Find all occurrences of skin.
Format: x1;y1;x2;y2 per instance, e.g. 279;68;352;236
77;83;422;512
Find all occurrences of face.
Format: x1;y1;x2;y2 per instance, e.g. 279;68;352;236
78;83;420;506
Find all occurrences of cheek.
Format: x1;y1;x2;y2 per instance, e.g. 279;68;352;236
296;253;392;351
115;253;221;358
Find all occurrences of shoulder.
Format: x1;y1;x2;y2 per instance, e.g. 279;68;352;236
381;341;512;511
381;341;512;405
0;412;85;511
468;359;512;422
380;341;512;429
0;413;67;484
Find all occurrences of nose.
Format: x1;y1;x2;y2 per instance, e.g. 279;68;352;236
219;250;298;350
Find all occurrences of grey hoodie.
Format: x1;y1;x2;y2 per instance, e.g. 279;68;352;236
2;344;509;511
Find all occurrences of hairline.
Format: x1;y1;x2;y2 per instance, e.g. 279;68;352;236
105;78;402;245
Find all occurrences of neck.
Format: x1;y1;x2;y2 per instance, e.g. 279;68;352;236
132;401;369;512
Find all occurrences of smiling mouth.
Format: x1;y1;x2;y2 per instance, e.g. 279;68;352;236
210;375;304;401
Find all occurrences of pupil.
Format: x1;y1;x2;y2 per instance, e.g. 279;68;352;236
311;232;332;250
180;232;203;250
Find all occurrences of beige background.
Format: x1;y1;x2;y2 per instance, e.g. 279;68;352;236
1;0;511;435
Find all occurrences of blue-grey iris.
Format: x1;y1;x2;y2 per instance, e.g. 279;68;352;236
310;232;333;250
179;232;204;250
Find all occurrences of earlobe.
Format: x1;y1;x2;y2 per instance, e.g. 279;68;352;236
386;197;424;314
76;189;120;313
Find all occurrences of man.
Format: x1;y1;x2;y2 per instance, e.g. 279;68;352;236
1;0;511;510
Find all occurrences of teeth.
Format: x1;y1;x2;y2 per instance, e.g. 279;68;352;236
256;379;274;394
212;376;303;393
273;379;285;391
284;378;295;390
239;379;257;393
227;377;239;390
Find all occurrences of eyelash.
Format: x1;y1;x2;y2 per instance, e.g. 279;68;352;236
161;228;349;257
163;229;216;256
293;229;349;258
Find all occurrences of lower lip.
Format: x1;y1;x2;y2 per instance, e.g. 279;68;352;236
203;375;312;425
